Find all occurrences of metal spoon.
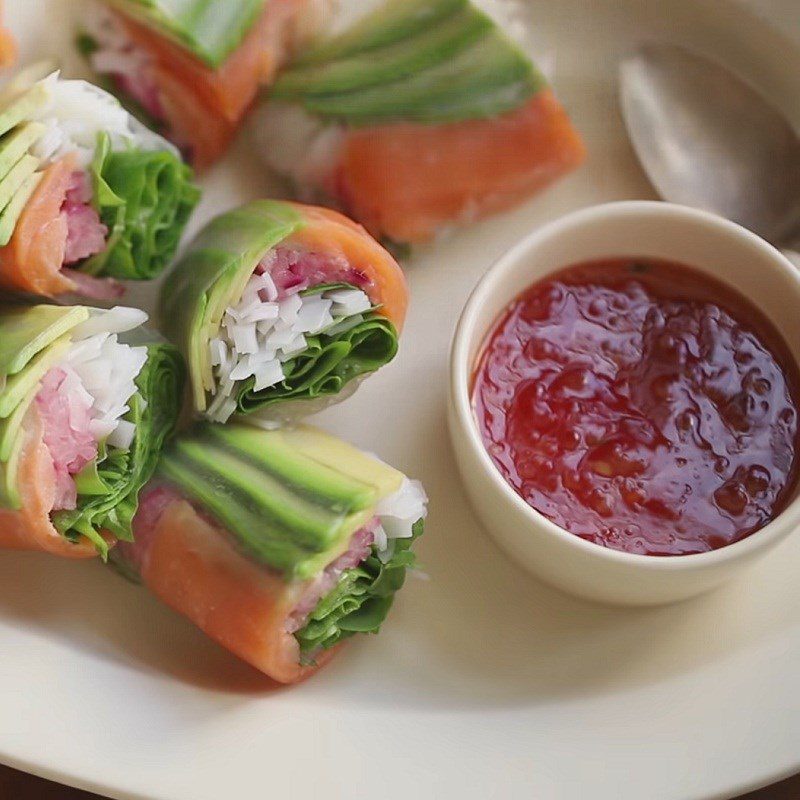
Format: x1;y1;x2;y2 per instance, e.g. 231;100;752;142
619;43;800;262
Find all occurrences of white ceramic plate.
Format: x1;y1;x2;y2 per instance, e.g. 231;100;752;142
2;2;799;799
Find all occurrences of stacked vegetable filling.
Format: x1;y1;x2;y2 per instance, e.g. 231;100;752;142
0;67;198;296
35;309;149;511
208;247;390;422
0;305;185;555
160;201;404;424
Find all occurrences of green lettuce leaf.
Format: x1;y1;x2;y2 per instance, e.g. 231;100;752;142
237;313;398;412
81;132;200;280
295;519;424;657
51;341;185;558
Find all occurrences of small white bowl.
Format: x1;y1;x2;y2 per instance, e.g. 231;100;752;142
448;201;800;605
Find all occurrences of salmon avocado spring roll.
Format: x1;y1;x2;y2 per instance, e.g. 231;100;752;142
160;200;406;423
115;422;427;683
0;66;199;300
81;0;328;168
0;305;185;558
255;0;586;248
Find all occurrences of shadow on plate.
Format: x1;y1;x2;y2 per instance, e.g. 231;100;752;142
0;553;286;695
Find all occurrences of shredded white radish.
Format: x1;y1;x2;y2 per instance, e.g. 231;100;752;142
72;306;148;339
60;306;149;447
373;478;429;563
28;71;176;169
208;274;373;423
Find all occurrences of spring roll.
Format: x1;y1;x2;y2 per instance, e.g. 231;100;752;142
159;200;407;423
0;304;185;558
0;65;198;300
81;0;329;168
114;422;427;683
254;0;586;249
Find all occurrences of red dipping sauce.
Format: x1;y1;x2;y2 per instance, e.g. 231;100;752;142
472;259;800;556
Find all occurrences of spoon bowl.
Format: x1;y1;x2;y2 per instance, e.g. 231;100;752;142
620;43;800;249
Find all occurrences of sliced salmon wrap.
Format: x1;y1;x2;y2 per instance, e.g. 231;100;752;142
159;200;407;423
0;65;199;300
0;1;17;69
254;0;586;249
81;0;330;168
114;422;427;683
0;304;185;559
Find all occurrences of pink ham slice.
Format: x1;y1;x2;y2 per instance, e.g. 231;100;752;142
259;246;372;300
34;367;98;511
0;406;100;558
62;171;109;265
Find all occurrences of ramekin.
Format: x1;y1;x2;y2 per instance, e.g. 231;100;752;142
448;201;800;605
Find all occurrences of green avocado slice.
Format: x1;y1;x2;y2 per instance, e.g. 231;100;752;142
0;154;40;216
296;0;468;66
158;448;315;573
0;79;51;139
278;425;404;499
104;0;265;69
0;380;40;508
169;437;344;549
0;336;70;419
291;507;374;581
0;171;42;247
300;29;543;125
158;423;400;579
204;423;378;513
0;305;88;378
159;200;304;412
0;122;45;183
272;7;492;98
